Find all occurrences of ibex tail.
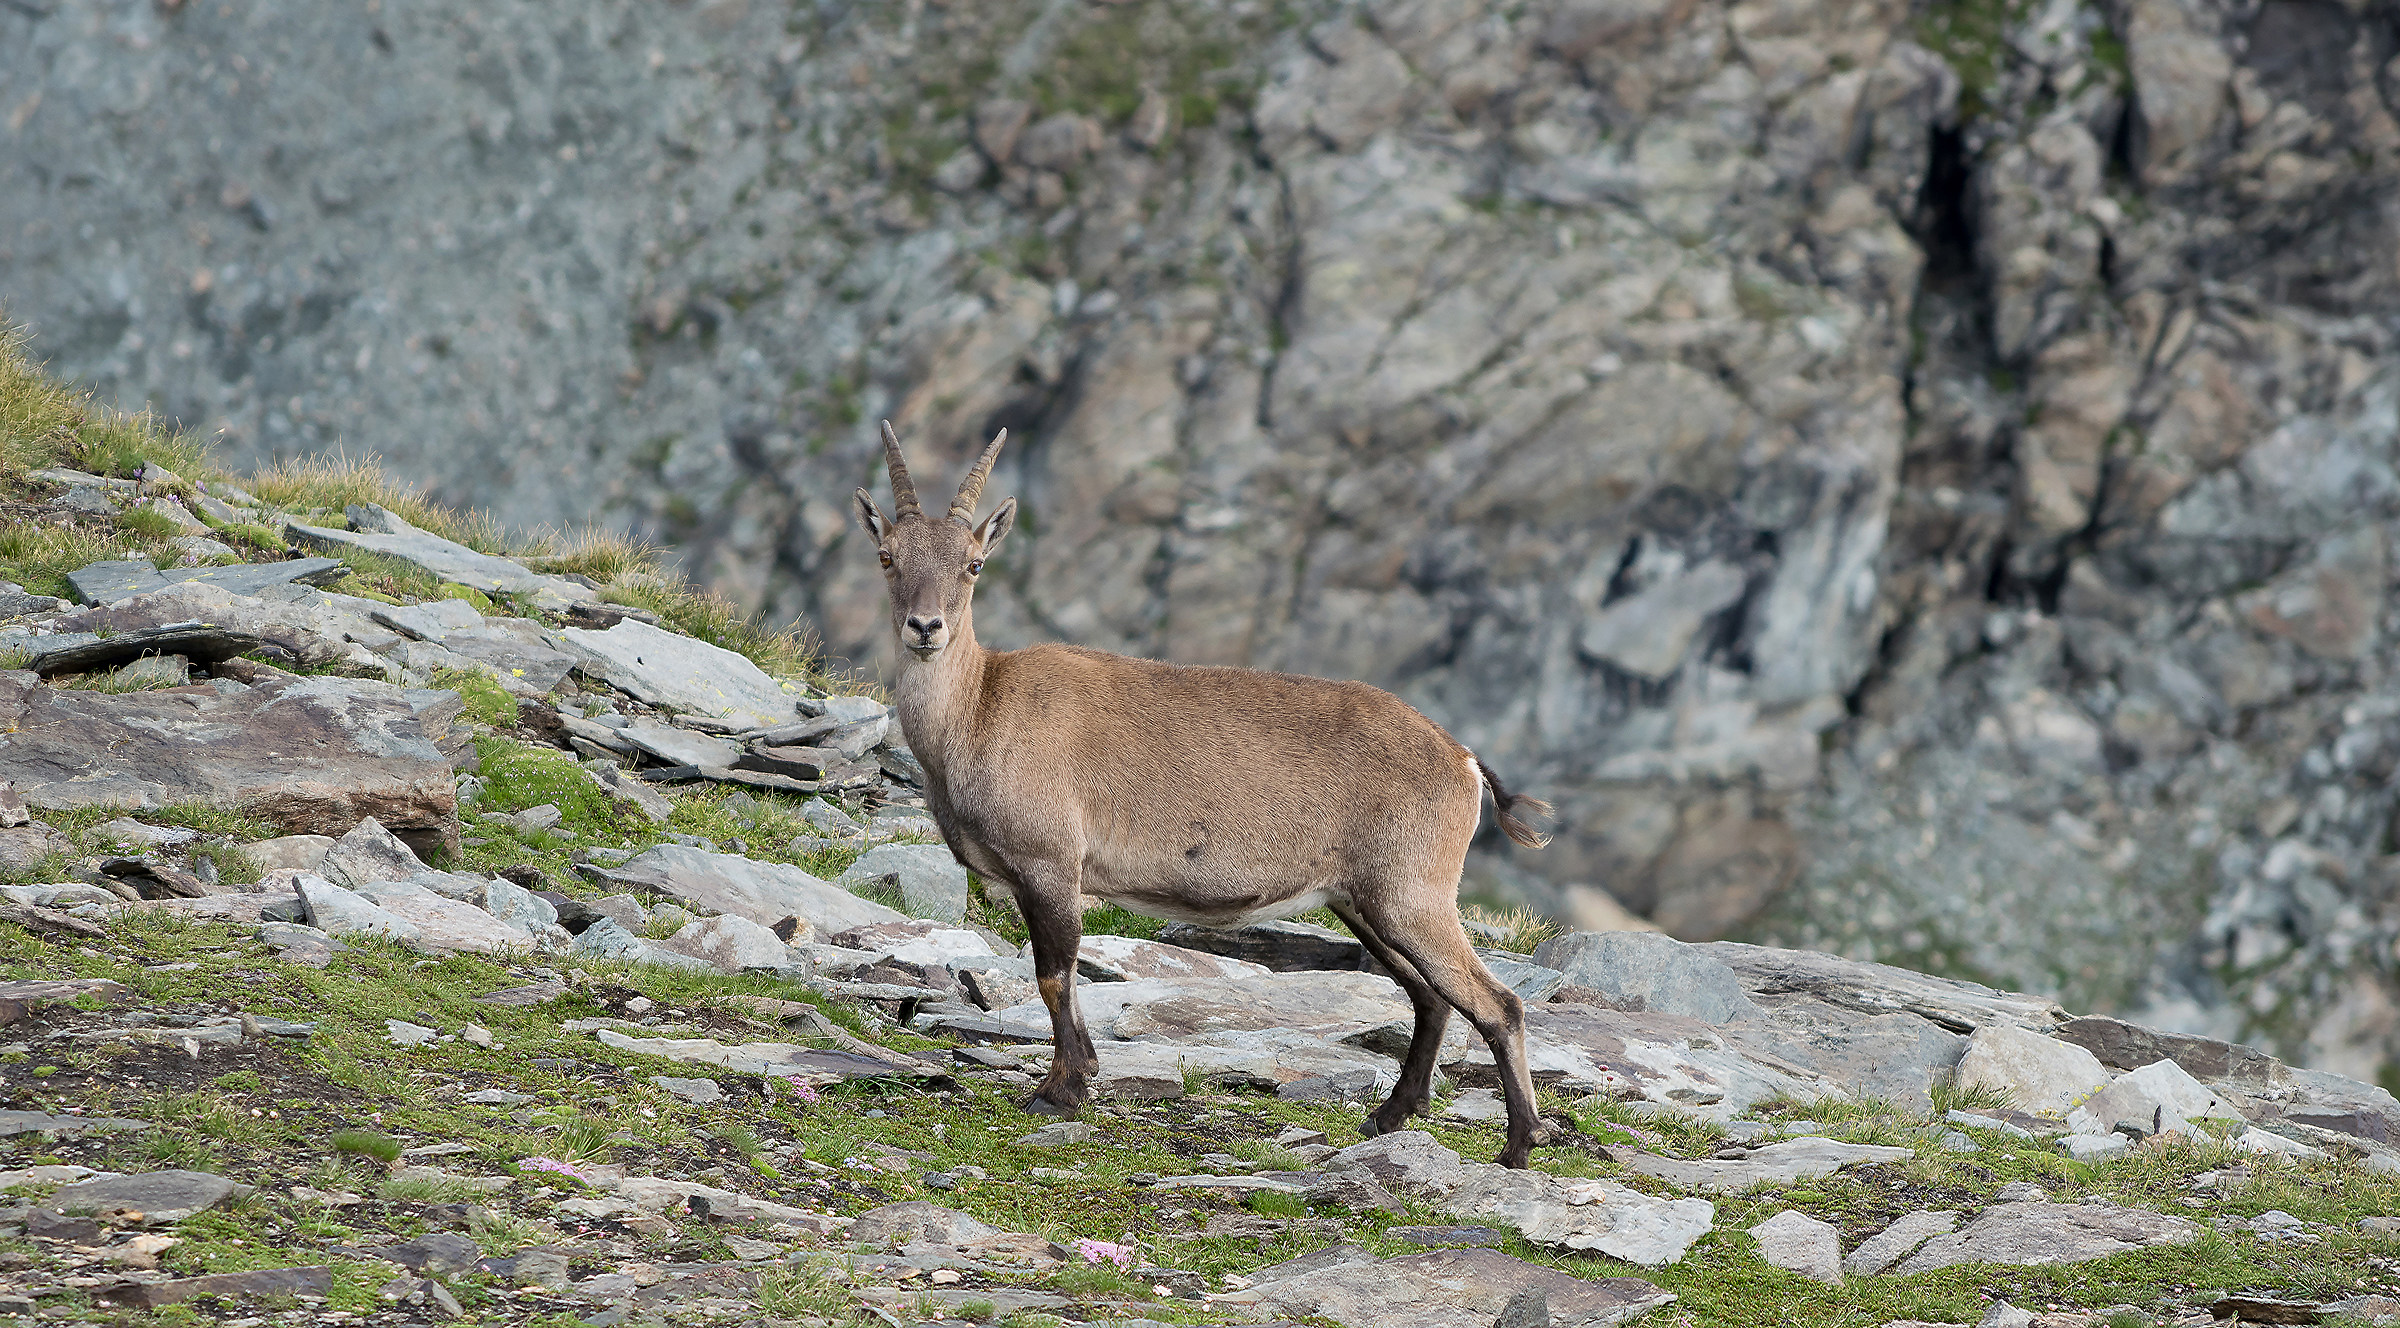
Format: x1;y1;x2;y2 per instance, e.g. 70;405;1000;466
1475;756;1552;849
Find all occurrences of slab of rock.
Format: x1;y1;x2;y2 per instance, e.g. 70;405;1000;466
50;579;358;666
0;977;132;1024
591;1028;941;1080
22;624;264;676
1488;1004;1826;1114
558;618;805;729
48;1170;249;1223
0;581;69;617
370;598;484;641
0;672;457;849
374;1231;482;1274
2073;1057;2244;1137
988;969;1411;1043
288;504;591;608
652;914;800;974
1843;1209;1958;1276
1335;1132;1715;1266
835;843;970;923
89;819;201;850
1075;933;1273;983
1609;1138;1914;1194
1227;1244;1674;1328
1954;1024;2110;1117
0;1110;151;1137
1158;918;1365;971
348;879;537;954
582;760;674;824
296;875;422;945
1724;998;1966;1114
603;1176;850;1235
2053;1014;2286;1087
834;920;996;967
63;556;346;606
1894;1200;2202;1272
1536;930;1765;1024
649;1075;724;1105
0;822;71;873
592;844;905;938
98;1264;332;1308
617;721;743;769
1698;941;2066;1033
1749;1209;1842;1282
851;1202;1004;1248
317;816;425;889
257;921;343;967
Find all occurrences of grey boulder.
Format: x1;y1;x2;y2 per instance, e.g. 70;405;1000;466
1895;1201;2202;1272
0;672;458;851
1535;931;1764;1025
1225;1244;1674;1328
558;618;806;729
593;844;905;939
49;1170;251;1224
836;843;970;923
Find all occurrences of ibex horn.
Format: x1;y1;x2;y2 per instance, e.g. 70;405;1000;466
880;420;922;519
949;428;1008;524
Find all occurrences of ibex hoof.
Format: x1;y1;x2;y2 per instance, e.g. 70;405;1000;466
1357;1115;1386;1139
1022;1091;1081;1118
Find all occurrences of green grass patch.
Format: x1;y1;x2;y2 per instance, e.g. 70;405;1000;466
330;1129;403;1163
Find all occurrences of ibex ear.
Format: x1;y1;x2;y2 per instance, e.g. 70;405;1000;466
853;488;889;541
973;497;1017;558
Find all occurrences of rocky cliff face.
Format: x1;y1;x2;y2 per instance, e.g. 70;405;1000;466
6;0;2397;1080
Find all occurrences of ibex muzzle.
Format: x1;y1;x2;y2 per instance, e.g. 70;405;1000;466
854;422;1556;1167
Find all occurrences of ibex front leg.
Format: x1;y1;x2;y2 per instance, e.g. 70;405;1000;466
1012;861;1097;1116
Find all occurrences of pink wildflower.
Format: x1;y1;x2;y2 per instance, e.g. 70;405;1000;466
517;1156;599;1185
1076;1239;1135;1269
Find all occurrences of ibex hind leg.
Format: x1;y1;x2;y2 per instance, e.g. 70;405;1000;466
1013;864;1096;1118
1352;896;1545;1168
1328;900;1449;1137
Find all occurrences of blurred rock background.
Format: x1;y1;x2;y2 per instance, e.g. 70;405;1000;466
4;0;2395;1082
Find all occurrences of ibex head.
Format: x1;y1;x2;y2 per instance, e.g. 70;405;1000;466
853;420;1017;660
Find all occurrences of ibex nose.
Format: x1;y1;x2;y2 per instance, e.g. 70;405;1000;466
905;614;944;641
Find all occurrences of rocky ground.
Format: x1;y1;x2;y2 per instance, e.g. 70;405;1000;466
0;337;2398;1327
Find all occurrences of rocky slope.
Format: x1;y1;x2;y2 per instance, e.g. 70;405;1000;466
0;419;2395;1324
4;0;2398;1081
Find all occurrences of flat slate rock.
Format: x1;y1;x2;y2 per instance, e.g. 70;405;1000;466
557;617;807;729
1159;919;1365;972
49;1169;250;1222
63;557;346;606
287;505;590;607
1535;930;1764;1025
1336;1132;1715;1267
0;672;458;848
1696;940;2065;1033
0;1111;152;1136
1843;1209;1959;1277
593;1028;940;1079
1608;1138;1916;1194
1894;1200;2202;1272
0;978;132;1024
836;843;970;923
1227;1245;1674;1328
23;624;265;675
1748;1209;1842;1283
591;843;905;938
98;1264;331;1307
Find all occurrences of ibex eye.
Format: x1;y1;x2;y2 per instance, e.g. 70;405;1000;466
878;550;893;569
967;559;983;575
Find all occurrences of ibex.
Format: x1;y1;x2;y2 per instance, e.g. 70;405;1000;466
855;422;1555;1166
